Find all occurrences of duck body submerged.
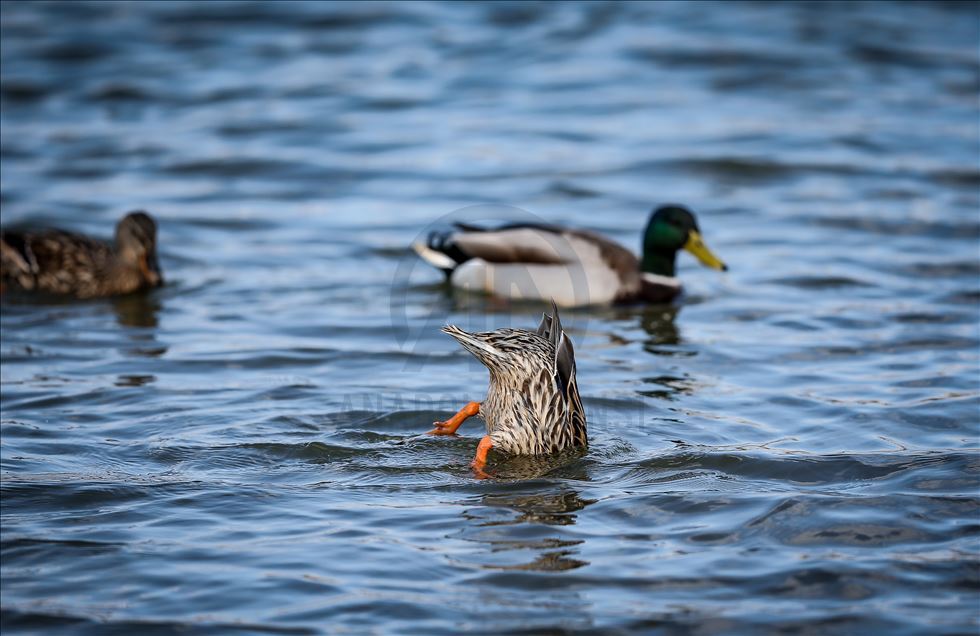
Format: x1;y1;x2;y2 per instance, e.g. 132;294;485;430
429;303;586;476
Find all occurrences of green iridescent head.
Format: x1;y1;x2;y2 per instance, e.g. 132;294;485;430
641;205;727;277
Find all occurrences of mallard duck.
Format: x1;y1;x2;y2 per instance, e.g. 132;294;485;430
427;302;586;477
413;204;726;307
0;211;163;299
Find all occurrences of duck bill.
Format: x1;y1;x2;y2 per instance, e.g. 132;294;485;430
683;231;728;272
442;325;499;363
140;254;164;286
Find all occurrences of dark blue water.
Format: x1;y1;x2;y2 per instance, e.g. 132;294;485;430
2;2;979;634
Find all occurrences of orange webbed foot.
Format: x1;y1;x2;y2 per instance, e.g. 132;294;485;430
470;436;493;480
470;461;492;480
426;420;458;436
425;401;479;436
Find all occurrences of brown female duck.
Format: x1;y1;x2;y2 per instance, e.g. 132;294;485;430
428;302;587;478
0;211;163;298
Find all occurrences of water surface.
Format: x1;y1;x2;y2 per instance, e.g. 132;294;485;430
2;2;979;634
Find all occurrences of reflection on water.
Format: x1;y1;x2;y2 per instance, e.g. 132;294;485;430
639;373;695;401
111;292;167;357
483;447;590;482
114;374;155;387
485;547;588;572
111;293;160;329
476;489;595;527
461;488;595;572
639;304;682;348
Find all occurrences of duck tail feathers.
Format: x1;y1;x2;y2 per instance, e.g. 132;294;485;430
413;229;471;275
412;240;457;272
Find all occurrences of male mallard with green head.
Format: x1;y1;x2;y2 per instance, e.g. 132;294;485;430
413;204;727;307
0;211;163;298
428;302;586;477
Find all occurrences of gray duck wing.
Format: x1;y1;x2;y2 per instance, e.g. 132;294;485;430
536;299;563;351
555;330;587;446
543;301;588;447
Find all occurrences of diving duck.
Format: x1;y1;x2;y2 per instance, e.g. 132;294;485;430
428;302;587;478
413;204;727;307
0;211;163;299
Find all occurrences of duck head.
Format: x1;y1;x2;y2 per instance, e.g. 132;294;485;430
442;325;551;383
116;211;163;287
640;205;727;277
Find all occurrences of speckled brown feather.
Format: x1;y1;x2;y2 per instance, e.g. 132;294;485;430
442;302;587;455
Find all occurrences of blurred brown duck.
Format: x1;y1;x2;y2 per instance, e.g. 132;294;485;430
0;211;163;299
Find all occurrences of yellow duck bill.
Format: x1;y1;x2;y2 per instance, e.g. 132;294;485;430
683;230;728;271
